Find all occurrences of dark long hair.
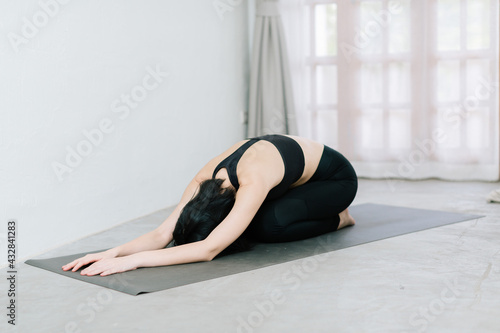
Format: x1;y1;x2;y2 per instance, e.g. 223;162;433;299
172;178;252;257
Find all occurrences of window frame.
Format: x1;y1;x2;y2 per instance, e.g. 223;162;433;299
303;0;499;165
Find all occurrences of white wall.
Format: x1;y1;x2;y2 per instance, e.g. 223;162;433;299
0;0;249;267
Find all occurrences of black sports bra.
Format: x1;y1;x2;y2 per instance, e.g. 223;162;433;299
212;134;305;200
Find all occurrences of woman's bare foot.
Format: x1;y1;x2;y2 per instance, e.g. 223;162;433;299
337;208;356;230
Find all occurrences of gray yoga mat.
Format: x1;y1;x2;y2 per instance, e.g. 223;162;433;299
25;203;482;295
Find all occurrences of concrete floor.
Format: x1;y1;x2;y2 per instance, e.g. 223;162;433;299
2;179;500;333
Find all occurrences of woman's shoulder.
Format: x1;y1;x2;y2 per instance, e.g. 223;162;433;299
193;139;250;182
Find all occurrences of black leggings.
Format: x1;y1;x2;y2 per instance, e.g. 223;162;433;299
245;145;358;243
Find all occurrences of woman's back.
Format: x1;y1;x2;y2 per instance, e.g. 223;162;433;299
209;135;325;197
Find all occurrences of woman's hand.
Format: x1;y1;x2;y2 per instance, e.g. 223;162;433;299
79;256;138;276
62;249;118;273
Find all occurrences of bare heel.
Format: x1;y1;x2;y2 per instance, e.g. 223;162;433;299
338;208;355;230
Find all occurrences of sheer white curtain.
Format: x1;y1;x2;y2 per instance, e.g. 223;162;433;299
281;0;499;181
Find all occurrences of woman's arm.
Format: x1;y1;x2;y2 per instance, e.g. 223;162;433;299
136;182;269;265
113;139;249;256
111;176;202;257
63;176;203;272
64;140;252;274
78;181;269;276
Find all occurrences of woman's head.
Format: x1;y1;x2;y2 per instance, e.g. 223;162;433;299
173;178;236;247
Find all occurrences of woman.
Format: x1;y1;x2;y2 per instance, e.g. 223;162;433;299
62;134;358;276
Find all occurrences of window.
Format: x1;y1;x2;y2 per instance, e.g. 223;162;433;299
302;0;499;180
